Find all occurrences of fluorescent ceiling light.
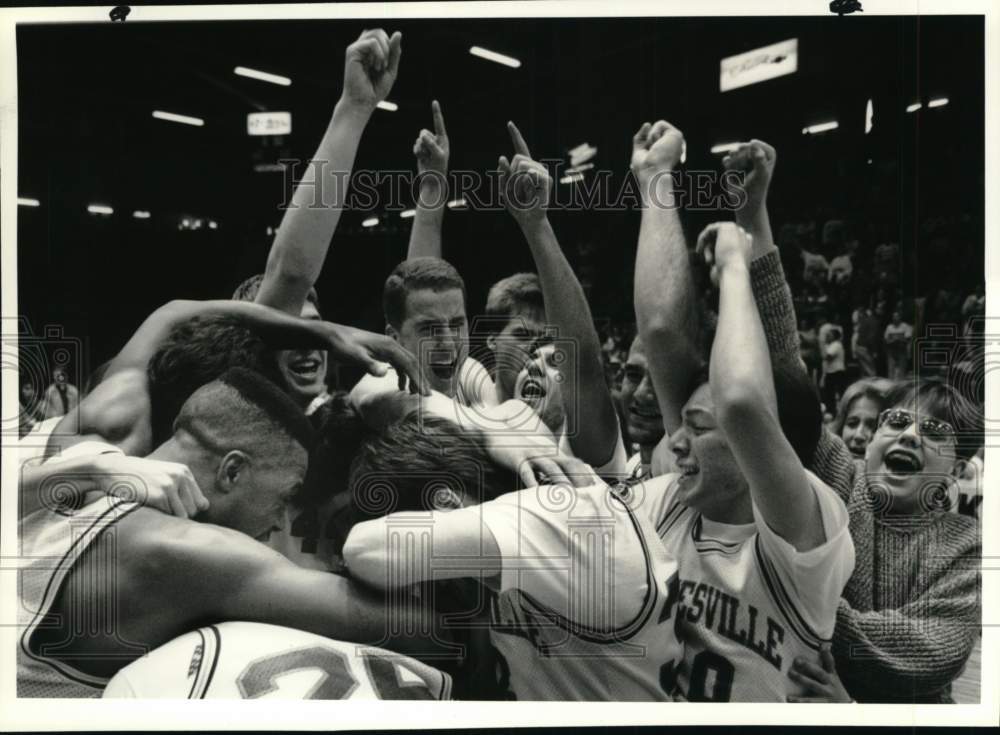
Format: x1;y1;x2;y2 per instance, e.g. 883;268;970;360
152;110;204;127
865;98;874;134
376;100;398;112
208;220;218;230
234;66;291;86
802;121;838;135
132;210;151;219
906;102;922;113
560;173;584;184
569;143;597;167
710;143;741;154
928;97;949;108
362;217;379;228
400;209;416;219
87;204;113;215
566;162;594;174
447;198;467;209
469;46;521;68
17;197;40;207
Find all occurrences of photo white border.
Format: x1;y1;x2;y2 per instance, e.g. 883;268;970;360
0;0;996;729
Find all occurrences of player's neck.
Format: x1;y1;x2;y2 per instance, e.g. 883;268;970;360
698;491;754;527
639;444;654;467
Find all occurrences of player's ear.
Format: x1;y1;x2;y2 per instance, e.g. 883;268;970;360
385;323;399;341
217;451;250;493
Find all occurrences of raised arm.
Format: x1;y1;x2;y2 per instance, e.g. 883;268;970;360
498;122;620;468
703;222;825;551
254;29;402;314
631;121;703;438
344;507;501;591
724;139;801;367
406;100;449;260
107;299;426;391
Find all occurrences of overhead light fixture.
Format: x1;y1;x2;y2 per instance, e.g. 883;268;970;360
802;121;838;135
152;110;204;127
362;217;379;228
680;141;687;165
208;220;218;230
906;102;922;113
87;204;113;215
400;209;416;219
447;198;467;209
234;66;291;86
928;97;949;108
376;101;398;112
710;142;741;155
132;210;151;219
566;162;594;175
17;197;40;207
560;173;584;185
865;98;874;134
469;46;521;68
568;143;597;167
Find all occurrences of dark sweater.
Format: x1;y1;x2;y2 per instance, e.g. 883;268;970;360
750;249;982;704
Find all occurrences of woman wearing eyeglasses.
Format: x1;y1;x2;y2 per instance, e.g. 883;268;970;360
749;247;981;704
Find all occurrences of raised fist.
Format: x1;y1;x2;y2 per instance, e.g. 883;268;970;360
414;100;450;177
631;120;685;184
342;29;402;111
723;139;776;222
696;222;753;287
498;121;551;228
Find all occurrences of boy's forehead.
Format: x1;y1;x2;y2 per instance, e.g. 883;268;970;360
404;287;466;320
684;383;715;415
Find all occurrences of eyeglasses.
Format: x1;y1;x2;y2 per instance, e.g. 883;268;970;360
877;408;956;443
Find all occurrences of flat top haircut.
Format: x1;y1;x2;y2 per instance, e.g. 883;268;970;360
233;273;321;314
348;413;518;519
147;314;283;446
176;366;315;459
484;272;546;329
382;257;466;329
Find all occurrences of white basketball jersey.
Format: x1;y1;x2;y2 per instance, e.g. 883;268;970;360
104;622;452;700
650;472;855;701
477;482;682;700
19;485;140;698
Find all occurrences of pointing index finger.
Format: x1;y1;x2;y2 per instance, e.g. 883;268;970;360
508;121;531;158
431;100;447;138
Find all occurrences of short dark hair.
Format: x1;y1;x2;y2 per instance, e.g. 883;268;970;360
233;273;321;314
382;257;466;329
147;315;283;446
484;273;546;331
885;378;982;460
692;361;822;465
348;413;518;520
175;367;314;460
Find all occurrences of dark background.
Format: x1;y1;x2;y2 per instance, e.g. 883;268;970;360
16;15;985;382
